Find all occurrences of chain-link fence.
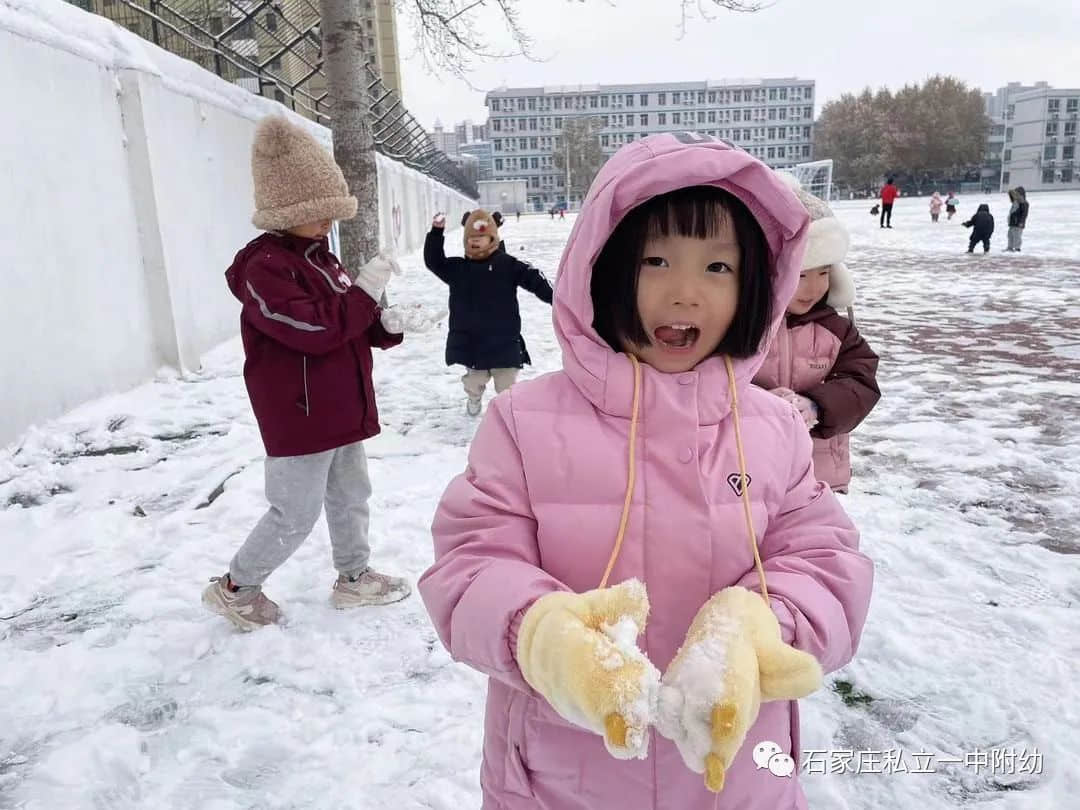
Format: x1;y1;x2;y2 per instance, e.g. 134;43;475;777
67;0;476;197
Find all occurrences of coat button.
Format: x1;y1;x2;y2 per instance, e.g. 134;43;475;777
678;374;696;385
679;447;694;463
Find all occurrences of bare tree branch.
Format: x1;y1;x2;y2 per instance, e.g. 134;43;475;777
401;0;768;80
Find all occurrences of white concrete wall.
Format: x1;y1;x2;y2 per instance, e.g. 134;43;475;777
0;0;475;446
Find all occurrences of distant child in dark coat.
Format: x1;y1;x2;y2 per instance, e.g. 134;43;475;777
963;204;995;253
425;210;554;415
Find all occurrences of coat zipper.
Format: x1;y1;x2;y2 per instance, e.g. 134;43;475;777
778;320;793;390
302;356;310;416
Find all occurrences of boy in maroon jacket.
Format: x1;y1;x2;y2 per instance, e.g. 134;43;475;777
202;117;410;630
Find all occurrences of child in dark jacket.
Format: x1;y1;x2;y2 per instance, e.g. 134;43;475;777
424;210;554;415
202;117;411;630
963;204;995;253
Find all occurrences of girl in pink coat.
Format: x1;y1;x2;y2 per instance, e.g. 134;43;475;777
754;182;881;494
419;134;874;810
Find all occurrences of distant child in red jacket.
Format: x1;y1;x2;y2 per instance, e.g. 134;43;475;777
202;117;411;630
879;176;899;228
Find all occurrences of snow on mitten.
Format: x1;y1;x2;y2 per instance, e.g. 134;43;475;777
516;579;660;760
788;393;819;429
380;303;447;334
656;587;822;792
354;253;401;302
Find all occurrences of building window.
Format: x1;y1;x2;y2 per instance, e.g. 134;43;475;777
554;117;562;128
708;91;717;103
697;111;705;123
673;112;681;124
1043;169;1055;183
602;135;610;147
527;97;536;110
640;94;649;106
1064;145;1075;160
1048;98;1061;113
658;93;667;105
767;147;775;159
778;109;787;120
804;106;813;118
769;109;777;120
590;96;598;108
733;90;742;103
802;144;811;157
708;111;716;123
658;112;667;125
697;91;706;103
1067;98;1079;113
1062;168;1074;183
1065;122;1078;137
779;88;788;100
530;137;539;149
1046;121;1058;136
529;119;538;131
1045;144;1057;160
768;127;776;139
490;99;500;112
519;137;528;150
742;110;751;121
803;126;811;138
640;114;648;126
601;95;609;107
494;140;502;151
495;158;503;170
1002;171;1010;185
531;158;539;169
1002;148;1012;162
492;120;501;132
625;94;635;107
769;88;777;101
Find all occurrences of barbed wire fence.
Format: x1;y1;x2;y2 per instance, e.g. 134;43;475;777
68;0;476;198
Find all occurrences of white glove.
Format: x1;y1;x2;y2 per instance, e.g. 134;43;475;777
355;253;401;302
380;304;447;334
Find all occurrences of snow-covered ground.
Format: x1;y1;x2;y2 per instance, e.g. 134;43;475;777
2;194;1079;809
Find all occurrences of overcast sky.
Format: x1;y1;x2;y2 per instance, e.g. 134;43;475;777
394;0;1080;130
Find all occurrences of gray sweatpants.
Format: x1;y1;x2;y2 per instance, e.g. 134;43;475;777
230;441;372;587
1007;226;1024;251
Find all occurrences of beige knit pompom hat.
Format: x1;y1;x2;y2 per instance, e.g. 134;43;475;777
251;116;358;231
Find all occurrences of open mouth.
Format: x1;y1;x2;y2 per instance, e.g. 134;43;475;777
653;323;700;350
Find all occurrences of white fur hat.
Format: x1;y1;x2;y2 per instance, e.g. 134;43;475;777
776;172;855;309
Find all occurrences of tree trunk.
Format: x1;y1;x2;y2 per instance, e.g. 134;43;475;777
319;0;379;277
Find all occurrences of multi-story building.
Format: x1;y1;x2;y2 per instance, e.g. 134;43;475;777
430;121;459;156
982;82;1049;190
74;0;404;115
1001;86;1080;191
455;120;489;145
486;78;816;211
458;141;495;181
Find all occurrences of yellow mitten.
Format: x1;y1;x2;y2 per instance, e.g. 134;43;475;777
516;579;660;759
655;587;822;792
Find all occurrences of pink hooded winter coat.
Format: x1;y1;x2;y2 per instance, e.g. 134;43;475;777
754;305;881;492
419;134;875;810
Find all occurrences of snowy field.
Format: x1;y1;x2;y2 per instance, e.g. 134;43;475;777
2;192;1079;809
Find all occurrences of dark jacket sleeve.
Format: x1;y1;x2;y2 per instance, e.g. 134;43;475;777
511;256;554;304
424;228;456;284
239;258;379;356
806;313;881;439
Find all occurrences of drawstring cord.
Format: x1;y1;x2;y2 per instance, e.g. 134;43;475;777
599;353;642;589
599;353;769;604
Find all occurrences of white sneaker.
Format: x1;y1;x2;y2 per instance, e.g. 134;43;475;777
202;574;282;631
466;397;482;417
331;569;412;609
